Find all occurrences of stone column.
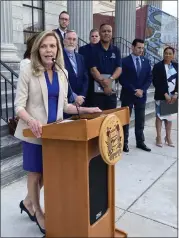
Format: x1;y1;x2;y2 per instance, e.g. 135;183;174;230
67;1;93;45
115;1;136;43
145;1;162;9
1;1;20;62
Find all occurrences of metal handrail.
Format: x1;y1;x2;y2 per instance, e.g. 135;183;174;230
0;61;18;124
113;36;161;55
77;37;88;49
113;37;178;60
0;73;17;89
78;37;88;45
113;36;132;46
0;60;19;77
112;36;162;67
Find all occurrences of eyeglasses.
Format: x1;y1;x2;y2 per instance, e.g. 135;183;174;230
60;18;69;21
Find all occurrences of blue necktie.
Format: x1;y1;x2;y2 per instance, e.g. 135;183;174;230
69;54;77;75
136;57;141;77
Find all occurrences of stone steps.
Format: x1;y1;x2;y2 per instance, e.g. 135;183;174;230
1;115;24;187
1;68;18;122
1;62;20;72
1;119;9;137
1;66;26;187
1;103;155;188
117;87;155;126
1;89;16;102
1;78;18;91
1;102;16;122
1;134;22;161
0;76;156;187
1;67;18;122
1;153;26;188
117;87;155;108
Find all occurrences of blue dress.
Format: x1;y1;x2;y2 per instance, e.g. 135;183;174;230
22;71;59;173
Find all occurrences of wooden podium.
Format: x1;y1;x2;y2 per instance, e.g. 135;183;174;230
23;107;130;237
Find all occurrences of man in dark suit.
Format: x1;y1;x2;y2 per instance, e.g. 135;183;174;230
63;30;88;110
79;28;100;68
54;11;70;48
78;28;100;106
119;38;152;152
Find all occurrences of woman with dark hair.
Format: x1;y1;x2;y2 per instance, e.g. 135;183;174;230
20;33;39;70
152;47;178;147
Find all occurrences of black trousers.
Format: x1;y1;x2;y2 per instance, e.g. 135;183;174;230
121;100;146;145
88;93;117;110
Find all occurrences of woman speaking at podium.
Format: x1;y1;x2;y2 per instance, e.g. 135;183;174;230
14;30;101;234
152;46;178;148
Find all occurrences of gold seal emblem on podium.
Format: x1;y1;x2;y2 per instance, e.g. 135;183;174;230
99;114;124;165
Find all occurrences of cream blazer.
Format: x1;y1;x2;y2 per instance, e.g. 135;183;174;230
14;63;69;145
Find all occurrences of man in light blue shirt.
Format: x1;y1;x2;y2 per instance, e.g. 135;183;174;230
63;30;89;116
64;48;78;76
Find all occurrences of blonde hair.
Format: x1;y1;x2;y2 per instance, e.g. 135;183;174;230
30;30;65;76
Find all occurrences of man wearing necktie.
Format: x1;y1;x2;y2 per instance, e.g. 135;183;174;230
136;57;141;77
63;30;89;118
119;39;152;152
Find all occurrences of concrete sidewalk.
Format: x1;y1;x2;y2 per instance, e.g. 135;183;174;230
1;116;178;237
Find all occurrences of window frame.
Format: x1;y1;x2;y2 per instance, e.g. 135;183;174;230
23;0;45;43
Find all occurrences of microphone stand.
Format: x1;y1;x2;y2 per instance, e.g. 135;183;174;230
52;58;81;119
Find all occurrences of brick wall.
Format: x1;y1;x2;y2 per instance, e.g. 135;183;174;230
93;14;115;36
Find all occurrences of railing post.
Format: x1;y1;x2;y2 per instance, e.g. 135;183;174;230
4;79;8;122
11;73;15;120
0;61;18;123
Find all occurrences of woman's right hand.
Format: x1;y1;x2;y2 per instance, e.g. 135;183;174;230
164;93;171;104
86;107;102;113
27;118;42;138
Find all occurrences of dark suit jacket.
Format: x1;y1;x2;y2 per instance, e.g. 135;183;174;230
53;28;64;48
152;60;178;100
79;44;93;68
119;55;152;104
63;50;89;102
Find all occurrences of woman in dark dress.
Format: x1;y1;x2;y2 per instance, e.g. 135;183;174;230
14;30;101;234
152;47;178;147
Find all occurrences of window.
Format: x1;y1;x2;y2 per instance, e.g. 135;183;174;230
136;1;144;8
23;0;45;43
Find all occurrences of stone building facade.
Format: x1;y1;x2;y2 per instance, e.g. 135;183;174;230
1;0;162;61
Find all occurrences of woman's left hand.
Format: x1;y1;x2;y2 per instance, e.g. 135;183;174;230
170;95;177;104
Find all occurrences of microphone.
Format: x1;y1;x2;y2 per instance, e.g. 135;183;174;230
52;57;81;119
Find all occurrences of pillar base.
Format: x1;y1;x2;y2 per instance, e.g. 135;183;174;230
1;43;20;62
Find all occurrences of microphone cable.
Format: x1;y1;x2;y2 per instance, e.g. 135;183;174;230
52;57;81;119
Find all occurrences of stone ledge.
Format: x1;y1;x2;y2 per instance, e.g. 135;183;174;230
1;153;26;188
1;135;22;160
